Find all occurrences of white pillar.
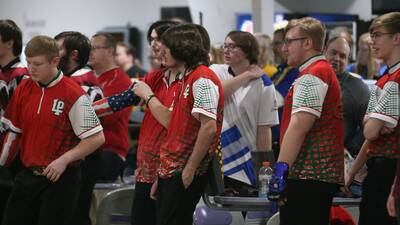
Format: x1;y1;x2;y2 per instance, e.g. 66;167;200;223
252;0;274;36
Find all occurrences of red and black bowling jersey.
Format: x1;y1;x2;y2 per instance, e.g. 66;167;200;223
0;57;29;113
0;73;102;167
97;68;131;158
158;65;224;178
66;66;103;103
136;69;180;183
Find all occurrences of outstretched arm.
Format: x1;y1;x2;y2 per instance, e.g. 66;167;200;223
219;65;264;97
93;89;142;118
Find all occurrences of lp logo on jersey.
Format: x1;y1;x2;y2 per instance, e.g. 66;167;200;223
52;99;64;116
183;84;190;98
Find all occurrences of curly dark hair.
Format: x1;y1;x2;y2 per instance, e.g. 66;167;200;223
146;20;180;44
161;24;209;69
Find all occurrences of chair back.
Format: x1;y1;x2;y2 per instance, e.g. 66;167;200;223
96;186;134;225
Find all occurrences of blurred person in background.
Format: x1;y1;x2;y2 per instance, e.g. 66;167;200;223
347;33;387;80
324;36;369;157
89;33;131;183
254;33;277;77
270;28;298;155
115;42;147;78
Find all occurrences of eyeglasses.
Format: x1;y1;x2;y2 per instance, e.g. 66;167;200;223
148;37;160;43
370;32;395;39
272;41;284;46
221;43;238;51
91;45;109;51
283;37;307;45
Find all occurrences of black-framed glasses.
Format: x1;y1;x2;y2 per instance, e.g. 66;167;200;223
370;32;396;39
221;43;238;51
148;37;160;43
283;37;307;45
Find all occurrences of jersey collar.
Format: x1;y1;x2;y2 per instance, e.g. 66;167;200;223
37;70;63;88
298;54;325;72
388;61;400;74
1;57;20;71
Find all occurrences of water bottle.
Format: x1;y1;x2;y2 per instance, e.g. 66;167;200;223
258;161;273;198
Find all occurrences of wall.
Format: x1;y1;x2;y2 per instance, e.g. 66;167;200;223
0;0;373;68
0;0;189;68
275;0;372;21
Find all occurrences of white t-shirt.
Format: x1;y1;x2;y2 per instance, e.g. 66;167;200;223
210;64;279;185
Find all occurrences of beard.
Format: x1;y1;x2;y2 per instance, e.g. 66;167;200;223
58;52;71;74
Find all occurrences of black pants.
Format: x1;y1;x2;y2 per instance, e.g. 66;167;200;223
68;150;102;225
359;157;397;225
97;149;125;182
156;173;208;225
2;166;81;225
0;156;22;223
131;182;156;225
279;179;338;225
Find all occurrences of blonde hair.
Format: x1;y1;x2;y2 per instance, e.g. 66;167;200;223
254;33;275;68
210;43;224;64
355;33;378;80
285;17;326;52
25;35;59;61
369;12;400;34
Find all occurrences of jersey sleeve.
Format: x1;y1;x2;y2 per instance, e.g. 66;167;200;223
292;74;328;117
69;95;103;139
368;81;399;128
191;78;220;120
209;64;230;81
258;76;279;126
1;83;23;134
0;85;23;166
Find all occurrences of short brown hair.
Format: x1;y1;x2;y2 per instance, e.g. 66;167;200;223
117;42;136;57
369;12;400;34
285;17;326;52
226;31;259;65
25;35;59;61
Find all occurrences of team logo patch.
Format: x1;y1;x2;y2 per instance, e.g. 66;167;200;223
52;99;64;116
183;84;190;98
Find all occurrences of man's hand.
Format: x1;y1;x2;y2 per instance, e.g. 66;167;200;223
243;65;264;80
43;157;68;182
387;189;397;217
182;166;195;189
150;179;158;200
268;161;289;201
132;81;153;100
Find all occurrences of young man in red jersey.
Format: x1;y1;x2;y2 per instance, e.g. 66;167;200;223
89;33;131;182
0;35;104;225
132;24;224;225
55;31;104;225
268;17;344;225
0;19;29;223
346;12;400;225
93;20;180;225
